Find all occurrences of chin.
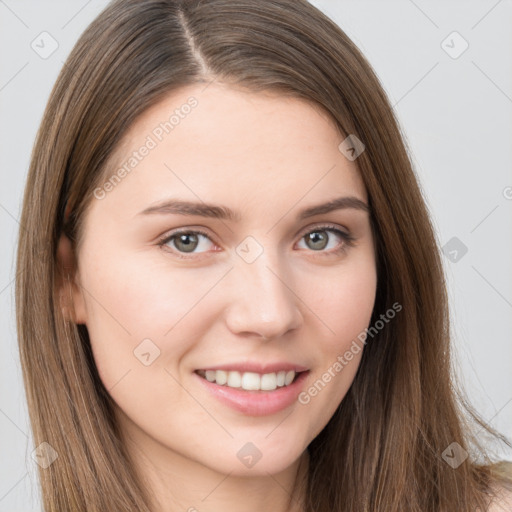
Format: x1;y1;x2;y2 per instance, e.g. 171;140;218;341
199;438;307;476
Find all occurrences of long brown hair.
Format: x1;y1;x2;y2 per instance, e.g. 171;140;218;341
15;0;512;510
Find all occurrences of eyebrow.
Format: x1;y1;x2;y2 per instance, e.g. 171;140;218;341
137;196;370;221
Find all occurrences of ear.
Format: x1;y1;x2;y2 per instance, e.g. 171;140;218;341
56;233;87;324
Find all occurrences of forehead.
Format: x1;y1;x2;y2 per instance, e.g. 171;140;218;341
95;82;368;221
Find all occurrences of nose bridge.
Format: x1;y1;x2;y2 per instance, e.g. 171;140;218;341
226;245;302;339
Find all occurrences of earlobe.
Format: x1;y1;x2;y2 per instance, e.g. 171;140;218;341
56;233;87;325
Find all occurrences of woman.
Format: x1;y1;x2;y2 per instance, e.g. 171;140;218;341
15;0;512;510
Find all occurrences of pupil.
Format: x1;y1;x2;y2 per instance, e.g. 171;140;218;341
177;233;197;253
308;231;327;250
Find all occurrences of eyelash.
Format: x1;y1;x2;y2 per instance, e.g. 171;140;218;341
156;224;356;260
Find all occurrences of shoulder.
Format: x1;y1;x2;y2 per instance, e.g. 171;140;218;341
488;482;512;511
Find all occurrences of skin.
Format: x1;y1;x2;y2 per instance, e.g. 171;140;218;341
57;82;378;512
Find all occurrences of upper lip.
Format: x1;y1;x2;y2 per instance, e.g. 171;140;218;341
196;362;309;374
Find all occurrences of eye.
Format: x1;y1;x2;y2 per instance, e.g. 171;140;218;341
157;228;214;258
296;224;355;256
157;224;355;259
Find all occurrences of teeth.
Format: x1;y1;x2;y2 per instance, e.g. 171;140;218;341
227;371;242;388
198;369;299;391
284;370;295;386
215;370;228;385
242;372;260;390
260;373;277;391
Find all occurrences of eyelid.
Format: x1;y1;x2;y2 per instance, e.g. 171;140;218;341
296;222;348;239
156;227;216;258
156;223;355;259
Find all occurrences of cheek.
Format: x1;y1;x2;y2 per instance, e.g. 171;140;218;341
79;250;211;429
296;257;376;432
81;245;222;338
306;257;377;349
79;245;248;421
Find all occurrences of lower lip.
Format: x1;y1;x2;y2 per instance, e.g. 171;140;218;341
193;371;310;416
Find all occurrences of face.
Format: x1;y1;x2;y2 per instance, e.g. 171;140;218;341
62;82;377;477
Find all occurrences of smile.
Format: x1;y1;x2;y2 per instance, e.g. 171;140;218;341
194;368;310;416
195;369;302;391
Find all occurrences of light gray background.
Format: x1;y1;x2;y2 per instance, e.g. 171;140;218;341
1;1;511;510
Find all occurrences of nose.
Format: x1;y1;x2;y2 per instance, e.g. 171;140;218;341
224;252;303;340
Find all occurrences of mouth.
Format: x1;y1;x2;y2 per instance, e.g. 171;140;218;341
194;368;305;392
193;368;311;416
